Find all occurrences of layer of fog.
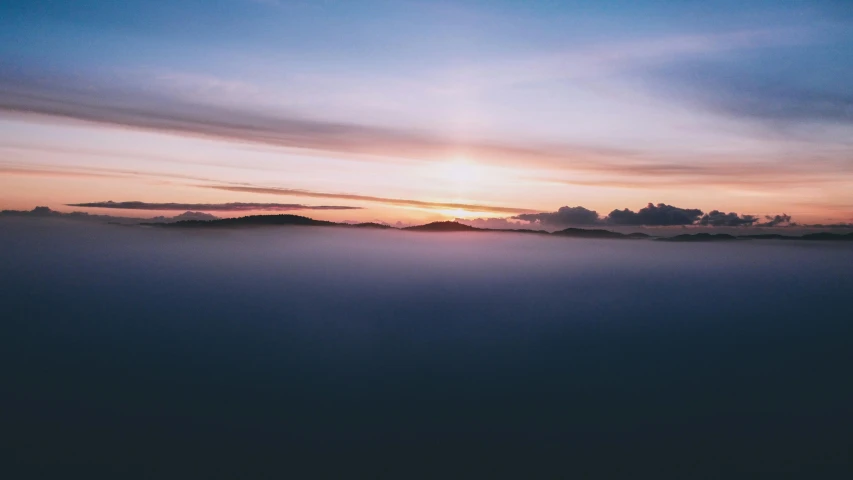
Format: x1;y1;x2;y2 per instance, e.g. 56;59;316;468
2;218;852;476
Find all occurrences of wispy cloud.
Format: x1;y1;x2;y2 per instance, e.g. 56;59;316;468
644;66;853;130
0;71;634;171
206;185;539;215
450;27;814;91
0;161;230;185
3;44;850;190
67;201;361;211
0;164;123;180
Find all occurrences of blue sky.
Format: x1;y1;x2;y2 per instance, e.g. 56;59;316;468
1;0;852;225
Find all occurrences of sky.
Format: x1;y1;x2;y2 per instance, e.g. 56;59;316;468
1;0;852;226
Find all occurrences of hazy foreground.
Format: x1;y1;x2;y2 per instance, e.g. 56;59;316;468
2;218;852;477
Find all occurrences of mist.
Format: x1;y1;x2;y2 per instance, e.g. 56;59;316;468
2;218;852;477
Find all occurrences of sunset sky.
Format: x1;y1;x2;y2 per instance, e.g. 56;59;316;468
1;0;852;226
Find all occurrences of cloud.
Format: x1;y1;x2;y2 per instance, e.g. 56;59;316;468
758;214;795;227
0;160;234;185
461;203;794;229
206;185;538;215
698;210;759;227
67;201;361;211
457;203;714;229
722;88;853;126
687;81;853;128
4;64;840;186
469;27;812;90
642;53;853;129
451;203;810;229
0;68;634;172
606;203;704;226
0;164;124;180
513;206;601;226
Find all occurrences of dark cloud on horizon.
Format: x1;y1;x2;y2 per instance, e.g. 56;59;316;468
607;203;704;226
698;210;759;227
68;201;361;211
759;214;795;227
467;203;806;229
513;206;601;226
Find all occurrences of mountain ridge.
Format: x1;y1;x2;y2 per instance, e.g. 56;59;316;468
5;210;853;242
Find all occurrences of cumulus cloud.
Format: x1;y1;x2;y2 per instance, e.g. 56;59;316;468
460;203;796;229
513;206;602;227
698;210;759;227
758;214;795;227
67;201;361;211
451;203;808;229
606;203;704;226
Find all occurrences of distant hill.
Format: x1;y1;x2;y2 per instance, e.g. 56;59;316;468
6;209;853;242
1;207;219;224
150;215;399;229
151;211;219;222
402;221;551;235
659;233;738;242
498;228;551;235
152;214;338;228
347;222;394;229
738;233;853;241
553;227;650;239
738;234;795;240
402;221;482;232
800;232;853;241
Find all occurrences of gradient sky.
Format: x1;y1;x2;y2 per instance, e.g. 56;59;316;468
1;0;852;225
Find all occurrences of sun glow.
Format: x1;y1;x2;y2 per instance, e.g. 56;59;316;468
443;159;480;185
430;157;490;192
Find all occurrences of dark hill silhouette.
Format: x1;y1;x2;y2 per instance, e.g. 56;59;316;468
738;234;796;240
151;214;337;228
497;228;551;235
659;233;738;242
801;232;853;241
149;215;398;229
1;207;219;224
553;227;650;239
348;222;394;229
402;221;482;232
10;209;853;242
738;233;853;241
